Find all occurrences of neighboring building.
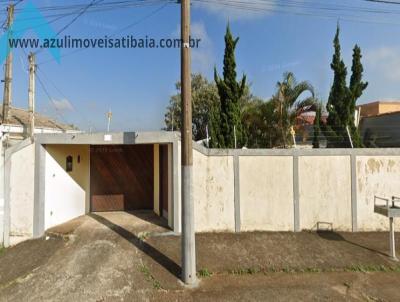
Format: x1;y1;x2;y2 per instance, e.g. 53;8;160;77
356;101;400;147
356;101;400;119
360;111;400;148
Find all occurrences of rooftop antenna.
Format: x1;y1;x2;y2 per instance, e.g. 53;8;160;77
106;109;112;133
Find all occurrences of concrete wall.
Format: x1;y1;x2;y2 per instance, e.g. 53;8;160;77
193;150;235;232
44;145;89;230
299;156;352;231
356;156;400;231
240;156;294;231
9;143;35;244
192;146;400;233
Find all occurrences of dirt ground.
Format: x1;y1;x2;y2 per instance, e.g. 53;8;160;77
1;211;400;301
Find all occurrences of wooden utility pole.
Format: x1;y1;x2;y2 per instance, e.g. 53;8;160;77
28;53;36;139
2;4;14;124
181;0;196;285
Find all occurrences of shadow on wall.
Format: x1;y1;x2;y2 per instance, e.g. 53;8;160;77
88;213;180;278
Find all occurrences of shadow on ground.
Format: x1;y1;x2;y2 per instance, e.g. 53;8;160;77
88;213;181;278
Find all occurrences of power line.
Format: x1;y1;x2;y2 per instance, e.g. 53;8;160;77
35;71;70;126
37;1;171;65
193;0;400;25
36;65;95;131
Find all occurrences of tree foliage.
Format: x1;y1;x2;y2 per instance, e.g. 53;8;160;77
272;72;315;148
349;45;368;147
326;25;351;147
164;73;219;141
326;26;368;148
212;24;247;148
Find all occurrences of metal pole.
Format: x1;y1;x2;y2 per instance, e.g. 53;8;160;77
107;110;112;132
234;125;237;149
28;53;36;140
2;4;14;124
181;0;196;285
206;125;209;148
346;126;354;149
389;217;397;260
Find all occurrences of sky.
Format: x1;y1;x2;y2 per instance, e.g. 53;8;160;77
3;0;400;132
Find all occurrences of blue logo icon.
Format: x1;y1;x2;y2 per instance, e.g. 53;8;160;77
0;1;61;64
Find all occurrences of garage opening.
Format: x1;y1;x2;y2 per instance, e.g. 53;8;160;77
90;145;155;212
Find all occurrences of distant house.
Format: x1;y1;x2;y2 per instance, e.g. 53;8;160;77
0;105;79;144
294;112;328;148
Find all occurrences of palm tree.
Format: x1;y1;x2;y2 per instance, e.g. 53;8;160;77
272;72;316;148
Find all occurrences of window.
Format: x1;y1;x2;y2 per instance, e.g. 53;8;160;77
66;155;73;172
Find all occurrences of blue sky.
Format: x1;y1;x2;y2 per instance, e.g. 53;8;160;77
4;0;400;131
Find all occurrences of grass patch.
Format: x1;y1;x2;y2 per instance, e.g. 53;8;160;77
229;267;260;275
138;232;150;241
0;245;5;256
198;268;212;278
225;264;400;276
139;263;163;290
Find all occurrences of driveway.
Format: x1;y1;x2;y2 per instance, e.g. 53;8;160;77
1;211;400;301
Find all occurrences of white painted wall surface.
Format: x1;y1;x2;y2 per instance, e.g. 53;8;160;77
240;156;294;231
0;140;4;245
299;156;352;231
193;150;235;232
44;149;86;230
356;156;400;231
176;141;182;233
9;144;35;242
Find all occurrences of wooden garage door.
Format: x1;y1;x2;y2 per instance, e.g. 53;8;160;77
90;145;154;212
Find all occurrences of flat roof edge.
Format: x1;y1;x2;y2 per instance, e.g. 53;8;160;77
35;131;180;145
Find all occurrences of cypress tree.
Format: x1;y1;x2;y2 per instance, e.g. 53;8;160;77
349;45;368;148
213;24;246;148
313;104;322;148
326;25;351;147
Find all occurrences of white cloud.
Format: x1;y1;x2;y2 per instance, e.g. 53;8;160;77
193;1;275;21
364;46;400;82
172;22;215;74
191;22;214;74
51;98;73;112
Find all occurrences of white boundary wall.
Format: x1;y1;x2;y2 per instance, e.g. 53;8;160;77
8;143;35;244
240;156;294;231
193;146;400;232
193;150;235;232
356;156;400;230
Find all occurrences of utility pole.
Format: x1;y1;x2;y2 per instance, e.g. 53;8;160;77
28;53;36;139
2;4;15;124
181;0;196;285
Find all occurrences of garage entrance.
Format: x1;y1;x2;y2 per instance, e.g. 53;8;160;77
90;145;154;212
